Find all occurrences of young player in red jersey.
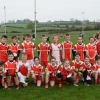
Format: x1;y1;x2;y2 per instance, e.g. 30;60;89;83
57;60;73;87
62;33;74;61
21;34;36;66
93;55;100;84
0;61;8;89
4;52;19;89
0;35;8;63
16;53;30;87
82;56;92;86
45;56;59;88
85;37;97;65
74;36;86;61
8;36;20;62
95;33;100;55
50;35;62;65
31;57;44;87
72;53;83;86
38;35;50;66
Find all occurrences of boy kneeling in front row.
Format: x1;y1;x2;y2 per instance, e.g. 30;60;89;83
16;53;30;87
4;52;19;89
82;56;92;86
45;57;59;88
31;57;44;87
0;61;8;89
57;60;73;87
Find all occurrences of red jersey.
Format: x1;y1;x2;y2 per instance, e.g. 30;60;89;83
31;64;44;75
58;65;73;76
96;41;100;55
22;41;36;60
93;63;100;71
17;61;30;76
82;63;92;71
85;43;97;59
50;42;62;62
46;63;59;73
4;61;17;76
0;43;8;62
72;60;83;70
74;43;85;61
62;41;73;60
8;43;20;56
38;43;50;61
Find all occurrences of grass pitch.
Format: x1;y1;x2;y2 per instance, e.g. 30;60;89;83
0;30;100;100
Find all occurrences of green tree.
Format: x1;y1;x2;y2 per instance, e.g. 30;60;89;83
27;21;34;32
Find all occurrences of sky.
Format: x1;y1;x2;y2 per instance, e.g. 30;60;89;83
0;0;100;23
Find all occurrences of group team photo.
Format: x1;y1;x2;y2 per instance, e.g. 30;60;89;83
1;0;100;99
0;32;100;89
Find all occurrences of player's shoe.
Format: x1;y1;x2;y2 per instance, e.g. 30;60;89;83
84;83;89;86
45;85;48;89
8;86;11;90
74;84;78;86
16;86;19;90
59;84;62;88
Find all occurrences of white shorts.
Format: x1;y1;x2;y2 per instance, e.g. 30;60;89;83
27;59;34;67
18;72;28;84
82;75;91;81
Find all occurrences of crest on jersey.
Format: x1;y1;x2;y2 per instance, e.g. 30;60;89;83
82;44;84;48
30;43;33;47
46;45;49;48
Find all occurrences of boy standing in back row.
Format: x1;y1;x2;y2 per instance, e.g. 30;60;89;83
85;37;97;65
50;35;62;65
21;34;36;66
38;35;50;67
62;33;74;61
0;35;8;63
74;36;86;61
8;36;20;62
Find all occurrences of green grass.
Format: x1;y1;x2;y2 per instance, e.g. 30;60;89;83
0;82;100;100
0;27;31;33
7;24;27;28
0;30;100;100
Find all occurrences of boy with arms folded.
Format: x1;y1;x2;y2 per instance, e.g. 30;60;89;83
31;57;44;87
